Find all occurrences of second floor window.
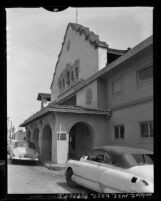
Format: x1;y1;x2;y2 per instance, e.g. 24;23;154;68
137;66;153;84
114;125;125;139
66;71;70;87
112;78;123;94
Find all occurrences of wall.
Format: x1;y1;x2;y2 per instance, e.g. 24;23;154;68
106;101;153;151
76;80;98;109
51;25;99;102
107;46;153;109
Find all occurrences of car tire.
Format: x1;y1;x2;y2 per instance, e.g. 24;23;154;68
66;169;78;188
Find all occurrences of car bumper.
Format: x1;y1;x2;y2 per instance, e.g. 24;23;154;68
11;156;39;161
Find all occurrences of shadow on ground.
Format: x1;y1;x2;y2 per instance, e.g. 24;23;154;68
57;181;95;193
7;158;40;166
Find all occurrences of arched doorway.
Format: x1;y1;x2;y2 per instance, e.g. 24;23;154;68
69;122;94;160
32;128;39;152
41;124;52;160
26;130;31;142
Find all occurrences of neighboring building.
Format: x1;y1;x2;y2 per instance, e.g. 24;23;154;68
20;23;153;164
12;129;26;140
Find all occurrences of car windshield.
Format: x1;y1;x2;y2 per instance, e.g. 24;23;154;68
124;153;153;166
15;141;35;149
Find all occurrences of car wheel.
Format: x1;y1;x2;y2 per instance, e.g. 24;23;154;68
66;169;78;188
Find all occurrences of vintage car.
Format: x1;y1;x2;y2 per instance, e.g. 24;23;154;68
9;140;39;163
65;146;154;193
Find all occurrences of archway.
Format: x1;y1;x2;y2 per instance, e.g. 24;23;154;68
41;124;52;160
26;130;31;142
32;128;39;152
69;122;94;160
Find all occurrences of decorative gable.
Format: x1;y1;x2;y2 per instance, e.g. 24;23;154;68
50;23;109;102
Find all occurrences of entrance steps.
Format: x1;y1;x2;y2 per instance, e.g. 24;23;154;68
39;159;66;171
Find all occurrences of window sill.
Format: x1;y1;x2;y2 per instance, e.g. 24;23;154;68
112;90;124;97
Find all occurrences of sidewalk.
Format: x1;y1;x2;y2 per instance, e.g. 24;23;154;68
39;159;66;171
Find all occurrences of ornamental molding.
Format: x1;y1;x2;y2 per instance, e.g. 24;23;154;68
86;88;92;105
58;59;80;93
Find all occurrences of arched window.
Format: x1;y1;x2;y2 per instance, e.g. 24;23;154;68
71;70;75;83
66;71;70;87
75;67;79;80
62;79;65;90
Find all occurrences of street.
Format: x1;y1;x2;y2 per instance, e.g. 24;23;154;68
7;160;91;194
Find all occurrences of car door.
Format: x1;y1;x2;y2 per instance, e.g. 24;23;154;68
98;152;133;193
76;150;105;192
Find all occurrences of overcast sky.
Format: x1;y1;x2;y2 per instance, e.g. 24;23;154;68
6;7;153;129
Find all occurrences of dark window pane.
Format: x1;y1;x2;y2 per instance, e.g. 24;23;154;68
114;127;119;138
150;121;153;137
120;126;124;138
140;123;149;137
139;66;153;81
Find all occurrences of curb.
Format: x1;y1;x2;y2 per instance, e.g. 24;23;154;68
39;160;66;171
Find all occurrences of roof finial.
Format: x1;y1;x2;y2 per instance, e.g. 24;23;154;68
76;7;78;24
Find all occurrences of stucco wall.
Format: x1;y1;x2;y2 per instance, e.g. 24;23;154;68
54;112;108;162
51;26;99;102
106;101;153;151
76;80;98;108
107;47;153;109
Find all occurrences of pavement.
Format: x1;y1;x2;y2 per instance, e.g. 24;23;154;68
39;159;66;171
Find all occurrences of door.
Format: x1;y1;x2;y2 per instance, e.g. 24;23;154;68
76;150;105;192
98;152;132;193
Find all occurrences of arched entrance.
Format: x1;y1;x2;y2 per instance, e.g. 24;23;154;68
69;122;94;160
41;124;52;160
32;128;39;152
26;130;31;142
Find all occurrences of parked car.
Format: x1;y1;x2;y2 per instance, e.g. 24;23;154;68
65;146;154;193
0;160;5;176
9;140;39;163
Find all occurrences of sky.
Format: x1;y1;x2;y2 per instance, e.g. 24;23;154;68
6;7;153;130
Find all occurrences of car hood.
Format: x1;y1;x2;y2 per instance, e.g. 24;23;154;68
13;147;36;155
128;165;153;182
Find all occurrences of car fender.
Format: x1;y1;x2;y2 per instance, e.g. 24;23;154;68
98;166;135;193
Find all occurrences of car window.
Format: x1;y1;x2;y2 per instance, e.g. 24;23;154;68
88;150;105;163
132;154;153;165
103;152;112;165
14;141;35;149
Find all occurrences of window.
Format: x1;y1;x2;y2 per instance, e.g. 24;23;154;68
140;121;153;138
88;150;105;163
75;67;79;80
62;79;65;90
137;66;153;84
114;125;125;139
66;71;70;87
71;70;75;82
112;78;123;94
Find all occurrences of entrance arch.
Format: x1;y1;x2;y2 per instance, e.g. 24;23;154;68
41;124;52;160
26;130;31;142
32;128;39;151
69;122;94;160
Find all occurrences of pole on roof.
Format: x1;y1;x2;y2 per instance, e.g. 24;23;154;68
76;8;78;24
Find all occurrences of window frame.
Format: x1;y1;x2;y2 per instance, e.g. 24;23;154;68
136;65;153;86
112;77;124;95
113;124;125;140
139;120;153;139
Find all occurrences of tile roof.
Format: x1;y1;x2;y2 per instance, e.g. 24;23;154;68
20;104;111;127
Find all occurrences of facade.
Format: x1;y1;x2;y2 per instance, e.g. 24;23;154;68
20;23;153;164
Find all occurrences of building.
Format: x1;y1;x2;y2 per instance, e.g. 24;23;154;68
13;129;26;140
20;23;153;164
